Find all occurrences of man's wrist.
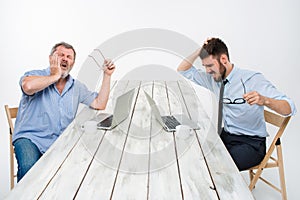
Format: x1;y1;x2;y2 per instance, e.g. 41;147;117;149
103;73;112;81
49;73;61;83
264;96;270;106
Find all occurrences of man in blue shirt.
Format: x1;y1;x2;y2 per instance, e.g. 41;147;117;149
13;42;115;181
177;38;296;170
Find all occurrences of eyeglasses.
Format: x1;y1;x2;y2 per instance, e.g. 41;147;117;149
88;49;107;70
223;79;246;104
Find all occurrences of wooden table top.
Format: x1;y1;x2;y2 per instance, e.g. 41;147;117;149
6;80;253;200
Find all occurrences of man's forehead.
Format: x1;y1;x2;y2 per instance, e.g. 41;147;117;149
202;55;215;65
56;46;74;55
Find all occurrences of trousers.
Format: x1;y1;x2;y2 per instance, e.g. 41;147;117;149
220;129;266;171
13;138;42;181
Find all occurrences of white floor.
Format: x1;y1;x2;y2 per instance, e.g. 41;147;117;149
241;171;290;200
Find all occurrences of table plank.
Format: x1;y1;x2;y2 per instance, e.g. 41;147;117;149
38;126;105;199
177;80;254;200
166;81;218;199
111;81;150;199
5;80;255;200
28;82;120;199
5;108;94;200
74;81;141;199
147;81;183;200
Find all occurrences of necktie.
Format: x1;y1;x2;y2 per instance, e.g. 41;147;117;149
217;79;228;135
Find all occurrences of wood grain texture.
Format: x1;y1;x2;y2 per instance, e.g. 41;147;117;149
6;80;254;200
178;80;254;200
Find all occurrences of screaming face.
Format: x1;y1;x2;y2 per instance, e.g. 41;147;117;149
202;55;226;82
53;46;75;78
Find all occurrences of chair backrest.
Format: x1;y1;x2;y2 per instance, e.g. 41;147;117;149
249;109;291;199
4;105;18;189
264;109;291;146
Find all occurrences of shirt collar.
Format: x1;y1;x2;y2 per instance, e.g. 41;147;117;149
224;64;238;84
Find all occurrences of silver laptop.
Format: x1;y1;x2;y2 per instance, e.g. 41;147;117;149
144;91;199;132
97;89;135;130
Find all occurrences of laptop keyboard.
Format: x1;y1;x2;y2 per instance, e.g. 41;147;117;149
162;115;181;130
97;115;113;127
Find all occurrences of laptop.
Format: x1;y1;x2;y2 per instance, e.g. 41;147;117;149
97;89;135;130
144;91;200;132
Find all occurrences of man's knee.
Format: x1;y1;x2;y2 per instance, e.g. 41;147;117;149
14;138;42;181
228;144;265;171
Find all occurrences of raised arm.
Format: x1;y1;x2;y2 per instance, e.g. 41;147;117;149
177;48;201;72
22;53;62;95
90;59;115;110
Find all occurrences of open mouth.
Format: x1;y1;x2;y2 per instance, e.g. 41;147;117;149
60;62;68;69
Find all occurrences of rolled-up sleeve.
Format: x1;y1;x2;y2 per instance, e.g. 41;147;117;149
249;73;297;116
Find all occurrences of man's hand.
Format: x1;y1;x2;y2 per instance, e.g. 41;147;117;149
49;52;62;79
22;53;63;96
102;59;115;76
243;91;292;115
243;91;265;106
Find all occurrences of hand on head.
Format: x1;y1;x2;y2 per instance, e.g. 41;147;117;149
204;37;213;45
49;52;62;79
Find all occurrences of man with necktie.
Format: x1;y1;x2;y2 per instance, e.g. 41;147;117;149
177;38;296;170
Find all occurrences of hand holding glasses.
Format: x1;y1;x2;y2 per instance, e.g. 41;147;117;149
88;49;115;71
223;79;246;104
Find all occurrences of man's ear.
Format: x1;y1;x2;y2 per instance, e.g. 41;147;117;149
219;54;228;65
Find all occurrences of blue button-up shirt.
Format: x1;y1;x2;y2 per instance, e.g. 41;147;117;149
13;68;98;153
180;66;296;137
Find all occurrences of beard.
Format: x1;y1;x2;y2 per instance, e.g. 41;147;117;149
60;63;72;79
61;72;69;79
220;63;227;80
213;62;226;82
60;67;71;79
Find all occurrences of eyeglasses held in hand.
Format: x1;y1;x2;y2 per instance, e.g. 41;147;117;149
88;49;106;70
223;79;246;104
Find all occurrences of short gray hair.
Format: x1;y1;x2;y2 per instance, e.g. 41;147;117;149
50;42;76;60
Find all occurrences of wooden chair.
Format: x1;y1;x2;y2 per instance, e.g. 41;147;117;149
248;110;291;200
4;105;18;190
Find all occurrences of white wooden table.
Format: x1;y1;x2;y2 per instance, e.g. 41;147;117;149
6;80;254;200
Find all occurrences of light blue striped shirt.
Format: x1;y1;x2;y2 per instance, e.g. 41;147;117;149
13;68;98;153
180;66;296;137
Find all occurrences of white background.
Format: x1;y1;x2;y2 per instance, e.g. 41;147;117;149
0;0;299;199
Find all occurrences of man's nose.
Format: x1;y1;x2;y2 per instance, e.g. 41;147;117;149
206;68;212;73
61;55;67;61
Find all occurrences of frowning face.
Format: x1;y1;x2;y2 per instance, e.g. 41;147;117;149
53;45;75;78
201;55;226;82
